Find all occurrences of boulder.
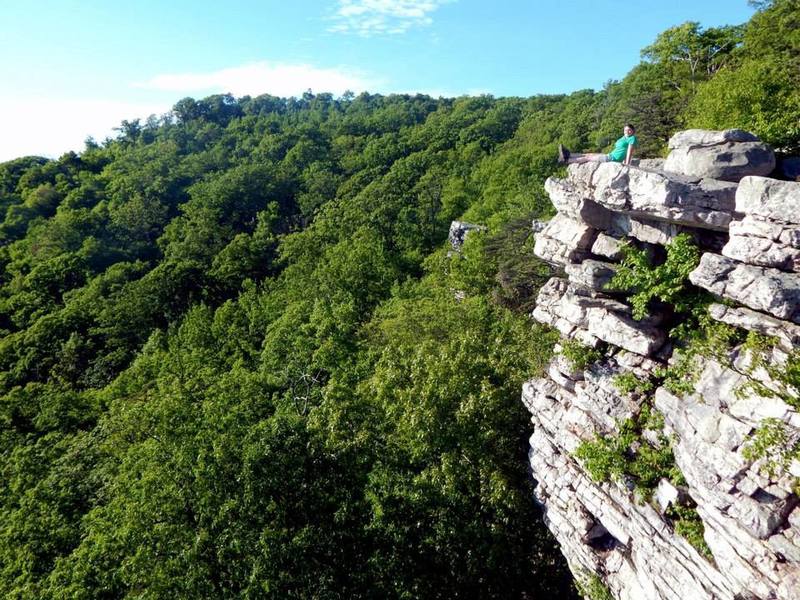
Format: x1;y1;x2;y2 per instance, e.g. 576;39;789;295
448;220;486;250
735;176;800;225
689;253;800;323
722;216;800;272
664;129;775;182
667;129;761;148
533;214;598;267
591;162;737;230
565;259;617;291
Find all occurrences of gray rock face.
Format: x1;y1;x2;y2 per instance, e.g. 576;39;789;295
533;214;598;267
591;233;625;261
709;303;800;353
565;259;617;291
523;129;800;600
637;158;666;172
526;380;742;600
591;162;738;230
720;177;800;271
448;220;486;250
689;253;800;323
723;216;800;272
545;175;612;229
532;278;665;356
655;355;800;594
544;161;732;248
664;130;775;182
667;129;761;148
735;176;800;225
603;213;728;253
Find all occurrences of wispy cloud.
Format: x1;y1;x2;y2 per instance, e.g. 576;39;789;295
136;61;381;97
328;0;454;36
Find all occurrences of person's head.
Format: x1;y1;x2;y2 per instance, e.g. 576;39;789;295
624;124;635;136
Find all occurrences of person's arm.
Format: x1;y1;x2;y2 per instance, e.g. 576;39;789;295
624;143;635;166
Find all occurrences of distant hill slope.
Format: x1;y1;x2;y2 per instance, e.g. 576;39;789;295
0;1;796;597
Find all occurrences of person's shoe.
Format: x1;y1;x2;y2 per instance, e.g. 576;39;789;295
558;144;570;164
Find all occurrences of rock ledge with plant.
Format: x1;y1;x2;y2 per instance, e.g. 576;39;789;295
524;129;800;600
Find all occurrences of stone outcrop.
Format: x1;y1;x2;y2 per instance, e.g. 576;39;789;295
592;162;738;230
532;278;665;355
689;253;800;323
718;177;800;272
447;220;486;250
663;129;776;182
523;130;799;599
533;213;598;267
709;304;800;353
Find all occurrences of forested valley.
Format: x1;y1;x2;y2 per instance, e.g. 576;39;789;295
1;1;798;597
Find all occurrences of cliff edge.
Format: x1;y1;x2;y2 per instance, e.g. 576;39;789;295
525;130;800;599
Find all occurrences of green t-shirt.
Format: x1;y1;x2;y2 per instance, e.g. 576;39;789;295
609;134;637;162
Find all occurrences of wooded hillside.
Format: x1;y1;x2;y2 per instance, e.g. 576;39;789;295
0;1;797;597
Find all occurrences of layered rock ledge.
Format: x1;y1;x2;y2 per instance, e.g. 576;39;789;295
523;130;800;599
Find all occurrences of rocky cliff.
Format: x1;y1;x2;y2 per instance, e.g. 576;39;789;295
524;130;800;599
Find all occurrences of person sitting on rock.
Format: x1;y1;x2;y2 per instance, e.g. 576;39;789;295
558;124;638;166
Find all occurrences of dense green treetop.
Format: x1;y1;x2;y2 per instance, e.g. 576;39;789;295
0;2;797;597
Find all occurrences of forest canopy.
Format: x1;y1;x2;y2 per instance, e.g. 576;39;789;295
0;1;797;598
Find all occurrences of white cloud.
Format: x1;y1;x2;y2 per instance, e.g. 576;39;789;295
137;61;381;97
0;58;483;162
0;97;168;162
0;61;381;161
328;0;454;36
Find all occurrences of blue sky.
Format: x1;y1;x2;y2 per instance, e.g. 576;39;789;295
1;0;755;161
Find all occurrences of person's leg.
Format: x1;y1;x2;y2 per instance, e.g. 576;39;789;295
567;153;609;164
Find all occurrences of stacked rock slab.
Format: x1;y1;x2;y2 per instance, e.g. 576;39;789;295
524;130;800;599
